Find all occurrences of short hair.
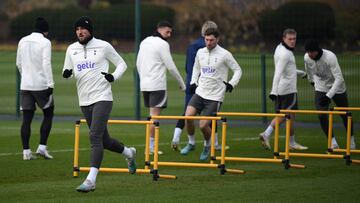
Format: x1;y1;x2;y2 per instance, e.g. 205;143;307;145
157;21;173;29
305;39;321;52
204;28;219;38
283;28;297;37
201;21;218;37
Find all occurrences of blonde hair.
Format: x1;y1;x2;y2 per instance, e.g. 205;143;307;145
201;21;218;37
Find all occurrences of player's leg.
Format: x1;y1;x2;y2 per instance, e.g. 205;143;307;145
172;93;193;150
333;92;355;149
20;90;36;160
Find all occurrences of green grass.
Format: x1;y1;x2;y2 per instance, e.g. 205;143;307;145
0;119;360;202
1;51;360;122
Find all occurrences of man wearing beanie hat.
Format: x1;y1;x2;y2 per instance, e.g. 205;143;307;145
259;28;308;151
63;16;137;192
16;17;54;161
304;39;356;149
137;21;185;155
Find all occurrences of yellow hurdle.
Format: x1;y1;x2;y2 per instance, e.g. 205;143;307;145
73;119;177;180
149;115;245;175
216;112;305;169
332;107;360;157
279;109;358;165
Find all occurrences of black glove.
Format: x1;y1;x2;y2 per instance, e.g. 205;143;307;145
62;69;72;78
101;72;114;82
302;73;308;79
319;96;331;106
310;82;314;86
189;83;197;94
269;94;277;102
223;81;233;93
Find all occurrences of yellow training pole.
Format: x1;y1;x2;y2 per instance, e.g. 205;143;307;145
153;123;160;180
327;113;334;152
145;122;150;170
334;107;360;111
345;115;352;165
284;116;291;169
210;119;216;164
80;167;177;179
73;121;81;177
219;119;227;174
273;116;281;157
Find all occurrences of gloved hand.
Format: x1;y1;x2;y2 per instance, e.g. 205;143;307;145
62;69;73;78
189;83;197;94
310;82;314;86
101;72;114;82
319;96;331;106
223;81;233;93
269;94;277;102
302;73;308;79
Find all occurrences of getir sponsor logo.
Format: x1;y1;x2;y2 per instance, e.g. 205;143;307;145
77;61;95;71
201;66;215;74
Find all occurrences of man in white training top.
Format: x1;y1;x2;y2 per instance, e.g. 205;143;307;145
136;21;186;155
16;17;54;161
304;39;356;149
259;28;308;151
63;16;137;193
181;28;242;161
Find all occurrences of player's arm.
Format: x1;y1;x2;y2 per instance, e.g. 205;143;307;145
160;43;185;90
105;43;127;81
225;52;242;88
270;54;287;96
190;52;200;86
42;41;54;88
327;54;345;98
62;47;74;79
304;55;315;85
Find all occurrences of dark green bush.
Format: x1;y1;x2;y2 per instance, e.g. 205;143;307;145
10;4;174;41
258;1;336;42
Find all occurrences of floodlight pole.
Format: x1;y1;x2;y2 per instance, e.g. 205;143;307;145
261;54;267;123
134;0;141;120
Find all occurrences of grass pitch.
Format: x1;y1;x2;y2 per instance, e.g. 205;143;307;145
0;119;359;202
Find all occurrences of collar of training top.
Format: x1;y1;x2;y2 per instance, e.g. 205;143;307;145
152;31;167;41
313;49;323;61
281;41;294;51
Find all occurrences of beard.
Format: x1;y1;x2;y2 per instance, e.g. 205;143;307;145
78;34;93;45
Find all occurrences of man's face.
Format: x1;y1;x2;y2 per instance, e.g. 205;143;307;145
205;34;219;50
76;27;91;43
307;51;319;60
283;33;296;48
157;26;172;39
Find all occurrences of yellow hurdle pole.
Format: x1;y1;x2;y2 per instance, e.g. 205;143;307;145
333;149;360;153
334;107;360;111
327;113;334;153
217;112;287;117
279;152;344;159
80;167;177;179
73;120;81;177
153;123;160;180
150;115;222;121
345;114;352;165
273;116;280;159
154;161;218;168
279;109;347;115
210;119;216;164
219;119;227;174
145;122;151;170
284;116;291;169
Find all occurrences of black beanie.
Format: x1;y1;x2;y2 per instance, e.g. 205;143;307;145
34;17;49;33
74;16;93;34
305;39;321;52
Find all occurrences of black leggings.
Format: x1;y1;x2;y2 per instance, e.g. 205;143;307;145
21;106;54;149
315;91;353;137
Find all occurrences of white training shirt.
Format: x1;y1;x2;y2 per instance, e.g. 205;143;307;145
304;49;346;98
63;37;127;106
270;43;306;96
16;32;54;91
136;36;185;91
190;45;242;102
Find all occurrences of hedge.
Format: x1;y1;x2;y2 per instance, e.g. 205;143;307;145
10;4;175;41
258;1;336;42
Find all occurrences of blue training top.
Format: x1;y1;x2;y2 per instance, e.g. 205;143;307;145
185;37;205;95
